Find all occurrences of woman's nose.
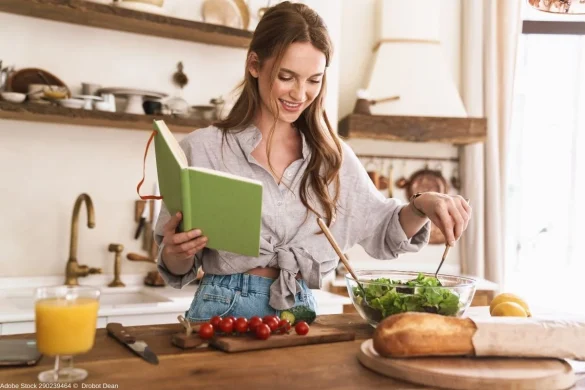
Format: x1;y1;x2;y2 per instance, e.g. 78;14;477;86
290;84;305;101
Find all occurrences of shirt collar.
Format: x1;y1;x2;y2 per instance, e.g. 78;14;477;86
234;124;311;160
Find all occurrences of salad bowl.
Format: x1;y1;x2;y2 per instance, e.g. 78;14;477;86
345;270;476;327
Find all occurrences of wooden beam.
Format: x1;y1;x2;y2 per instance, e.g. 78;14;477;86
523;20;585;35
338;114;487;145
0;0;253;49
0;101;209;134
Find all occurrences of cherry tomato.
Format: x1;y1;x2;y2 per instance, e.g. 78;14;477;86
234;317;249;333
198;323;214;340
248;316;263;332
219;317;234;334
255;323;271;340
210;315;222;330
266;318;280;332
227;315;237;324
262;315;275;324
277;319;291;334
295;321;309;336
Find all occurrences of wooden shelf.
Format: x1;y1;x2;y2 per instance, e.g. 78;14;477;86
0;0;253;49
0;101;210;133
338;114;487;145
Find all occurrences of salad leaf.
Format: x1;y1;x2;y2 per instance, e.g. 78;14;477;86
353;273;461;318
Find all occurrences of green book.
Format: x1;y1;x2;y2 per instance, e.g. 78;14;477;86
152;120;263;257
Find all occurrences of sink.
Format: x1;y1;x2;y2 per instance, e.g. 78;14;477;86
4;286;172;310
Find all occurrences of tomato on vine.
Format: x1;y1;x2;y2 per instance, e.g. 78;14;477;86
248;316;263;332
198;323;215;340
234;317;249;333
209;315;222;330
219;317;234;333
255;323;271;340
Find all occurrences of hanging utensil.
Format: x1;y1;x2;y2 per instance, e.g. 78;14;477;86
451;166;461;190
353;94;400;115
388;161;394;198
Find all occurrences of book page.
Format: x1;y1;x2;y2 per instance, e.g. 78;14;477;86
187;166;263;185
154;120;188;168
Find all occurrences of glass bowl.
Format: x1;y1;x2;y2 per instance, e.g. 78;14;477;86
345;270;477;327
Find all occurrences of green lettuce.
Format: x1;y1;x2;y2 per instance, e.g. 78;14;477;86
353;273;461;318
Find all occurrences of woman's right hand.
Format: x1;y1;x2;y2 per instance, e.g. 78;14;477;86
161;212;208;265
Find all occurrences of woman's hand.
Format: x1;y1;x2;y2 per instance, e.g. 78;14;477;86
413;192;472;246
161;212;208;274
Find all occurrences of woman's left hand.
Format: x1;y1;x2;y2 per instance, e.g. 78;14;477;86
413;192;472;246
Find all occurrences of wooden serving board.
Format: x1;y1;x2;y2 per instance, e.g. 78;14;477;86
209;323;355;353
357;339;576;390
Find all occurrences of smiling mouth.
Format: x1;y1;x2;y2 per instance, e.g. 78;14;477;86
279;99;303;111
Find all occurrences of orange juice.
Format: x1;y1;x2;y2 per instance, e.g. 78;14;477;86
35;297;99;356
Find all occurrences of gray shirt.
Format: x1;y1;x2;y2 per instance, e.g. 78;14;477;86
154;124;430;310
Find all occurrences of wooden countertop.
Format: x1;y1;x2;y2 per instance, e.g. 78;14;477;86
1;314;584;389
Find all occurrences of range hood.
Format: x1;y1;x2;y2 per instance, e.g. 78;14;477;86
338;0;486;145
366;0;467;117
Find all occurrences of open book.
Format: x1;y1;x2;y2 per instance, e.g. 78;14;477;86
153;120;263;257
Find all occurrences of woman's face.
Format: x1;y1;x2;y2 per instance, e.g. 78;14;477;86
250;42;326;124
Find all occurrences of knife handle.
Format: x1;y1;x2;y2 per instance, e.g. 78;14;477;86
107;323;136;344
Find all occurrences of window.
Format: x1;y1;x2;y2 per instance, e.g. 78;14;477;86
506;4;585;313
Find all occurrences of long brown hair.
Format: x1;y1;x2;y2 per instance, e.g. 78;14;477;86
215;1;342;226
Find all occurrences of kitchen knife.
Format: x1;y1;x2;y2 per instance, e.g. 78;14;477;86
106;323;159;365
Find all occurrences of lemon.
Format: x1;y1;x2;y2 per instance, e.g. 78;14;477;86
491;301;528;317
489;293;531;317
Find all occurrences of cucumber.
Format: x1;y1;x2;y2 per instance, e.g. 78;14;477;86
281;306;316;325
279;311;296;324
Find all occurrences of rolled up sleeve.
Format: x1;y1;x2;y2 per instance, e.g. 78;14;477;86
358;202;431;259
340;142;430;259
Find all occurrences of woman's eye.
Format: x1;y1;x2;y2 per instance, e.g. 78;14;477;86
309;79;321;84
278;76;293;81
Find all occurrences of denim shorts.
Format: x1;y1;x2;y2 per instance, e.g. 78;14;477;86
185;273;317;321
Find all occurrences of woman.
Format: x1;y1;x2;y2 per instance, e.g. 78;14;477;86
154;1;471;321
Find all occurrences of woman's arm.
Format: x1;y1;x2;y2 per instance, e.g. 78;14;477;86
398;200;430;238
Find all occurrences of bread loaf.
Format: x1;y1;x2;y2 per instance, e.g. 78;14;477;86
372;312;477;357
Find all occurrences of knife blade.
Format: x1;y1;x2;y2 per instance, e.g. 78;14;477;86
106;323;159;365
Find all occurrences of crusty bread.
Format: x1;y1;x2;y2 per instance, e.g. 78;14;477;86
372;312;477;358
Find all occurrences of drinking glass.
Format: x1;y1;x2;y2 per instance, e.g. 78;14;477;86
34;286;100;383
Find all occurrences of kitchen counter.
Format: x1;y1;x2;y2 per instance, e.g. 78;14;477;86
0;274;351;334
0;314;419;389
1;313;585;389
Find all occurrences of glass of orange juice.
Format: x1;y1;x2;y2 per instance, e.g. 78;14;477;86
35;286;100;383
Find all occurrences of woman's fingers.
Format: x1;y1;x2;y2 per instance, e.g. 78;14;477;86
161;212;207;260
163;212;182;235
454;198;470;233
449;201;465;242
433;203;456;246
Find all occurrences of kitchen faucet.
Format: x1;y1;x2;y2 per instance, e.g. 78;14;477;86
65;193;102;286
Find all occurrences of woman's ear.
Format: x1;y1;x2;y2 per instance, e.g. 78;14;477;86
247;52;260;78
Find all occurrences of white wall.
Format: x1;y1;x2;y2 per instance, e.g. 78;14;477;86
0;0;341;278
337;0;464;273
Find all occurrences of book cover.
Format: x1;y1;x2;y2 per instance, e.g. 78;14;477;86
152;120;263;257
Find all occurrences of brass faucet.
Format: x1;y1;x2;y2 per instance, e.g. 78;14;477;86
65;193;102;286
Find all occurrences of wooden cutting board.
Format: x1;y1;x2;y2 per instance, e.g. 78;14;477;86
357;339;576;390
209;323;355;353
